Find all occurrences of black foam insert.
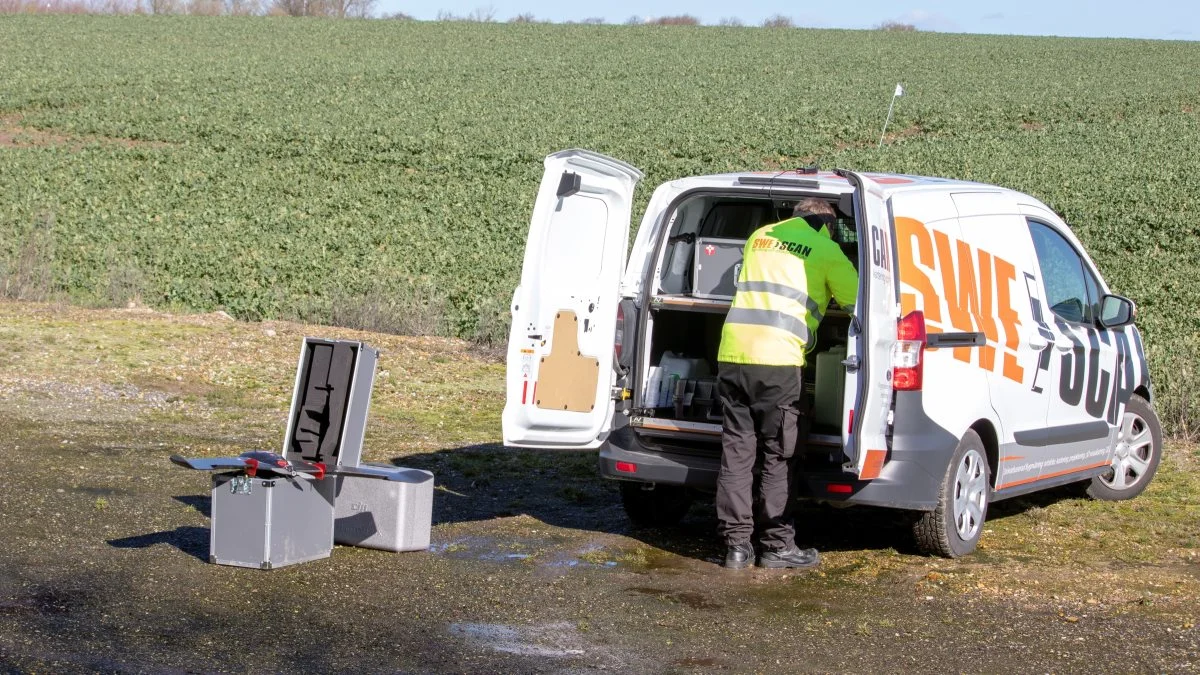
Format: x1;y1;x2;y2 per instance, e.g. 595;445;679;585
289;341;356;464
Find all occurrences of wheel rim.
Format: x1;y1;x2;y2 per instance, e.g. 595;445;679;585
1100;410;1154;492
953;448;988;542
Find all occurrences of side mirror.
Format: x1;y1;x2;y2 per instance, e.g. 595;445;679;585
1099;294;1136;328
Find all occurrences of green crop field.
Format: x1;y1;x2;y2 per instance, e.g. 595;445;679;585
1;17;1199;430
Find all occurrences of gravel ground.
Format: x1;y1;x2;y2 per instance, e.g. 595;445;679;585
0;301;1197;674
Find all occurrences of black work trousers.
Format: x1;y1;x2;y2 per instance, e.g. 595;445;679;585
715;362;803;551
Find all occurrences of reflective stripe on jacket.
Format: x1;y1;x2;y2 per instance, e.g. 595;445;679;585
717;217;859;367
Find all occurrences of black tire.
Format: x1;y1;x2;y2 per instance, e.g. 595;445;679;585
1087;394;1162;501
914;430;991;558
619;482;693;529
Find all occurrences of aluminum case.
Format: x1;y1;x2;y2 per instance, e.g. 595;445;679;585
210;473;336;570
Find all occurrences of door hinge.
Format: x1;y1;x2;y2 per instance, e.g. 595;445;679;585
842;356;860;372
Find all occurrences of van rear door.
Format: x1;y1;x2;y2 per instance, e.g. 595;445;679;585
502;149;643;449
840;171;900;478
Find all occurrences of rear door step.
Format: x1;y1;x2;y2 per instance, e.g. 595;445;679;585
631;417;840;447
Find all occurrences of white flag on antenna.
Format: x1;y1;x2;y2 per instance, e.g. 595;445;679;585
894;83;905;97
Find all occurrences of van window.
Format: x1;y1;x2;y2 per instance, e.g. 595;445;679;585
1027;220;1096;324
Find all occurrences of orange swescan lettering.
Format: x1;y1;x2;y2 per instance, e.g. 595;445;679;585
993;257;1024;384
965;249;999;371
895;217;941;323
932;231;977;361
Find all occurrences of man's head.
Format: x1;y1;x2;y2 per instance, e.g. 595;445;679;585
793;198;837;231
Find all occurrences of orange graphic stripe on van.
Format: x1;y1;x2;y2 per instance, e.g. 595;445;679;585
860;449;887;480
996;460;1111;491
1000;455;1024;462
896;216;1025;386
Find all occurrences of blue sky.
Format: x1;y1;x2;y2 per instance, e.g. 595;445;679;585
380;1;1197;40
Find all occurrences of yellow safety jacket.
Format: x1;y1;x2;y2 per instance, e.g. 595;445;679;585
717;218;860;367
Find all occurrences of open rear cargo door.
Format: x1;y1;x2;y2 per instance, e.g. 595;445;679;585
840;171;899;478
502;149;643;449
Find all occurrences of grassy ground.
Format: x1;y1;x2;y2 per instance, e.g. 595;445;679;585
0;300;1197;672
2;20;1200;433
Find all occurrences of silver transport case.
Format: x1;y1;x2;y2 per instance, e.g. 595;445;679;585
692;237;745;300
173;337;437;569
210;472;337;569
211;337;378;569
335;466;434;552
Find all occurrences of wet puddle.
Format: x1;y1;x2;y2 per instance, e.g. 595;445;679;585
427;535;547;563
448;622;587;658
428;536;635;569
627;586;724;610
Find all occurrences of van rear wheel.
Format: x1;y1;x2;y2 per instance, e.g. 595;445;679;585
619;482;692;529
914;430;990;558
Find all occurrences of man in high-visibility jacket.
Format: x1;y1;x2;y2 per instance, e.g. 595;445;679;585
716;197;859;569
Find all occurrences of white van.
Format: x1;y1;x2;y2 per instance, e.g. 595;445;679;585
502;149;1161;557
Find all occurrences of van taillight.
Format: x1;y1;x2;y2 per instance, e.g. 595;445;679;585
614;303;625;361
893;311;926;391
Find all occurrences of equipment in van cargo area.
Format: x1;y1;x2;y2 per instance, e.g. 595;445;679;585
646;351;711;408
671;376;720;420
691;237;744;300
812;346;847;429
170;337;435;568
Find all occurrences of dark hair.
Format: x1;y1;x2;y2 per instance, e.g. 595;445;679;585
793;198;836;230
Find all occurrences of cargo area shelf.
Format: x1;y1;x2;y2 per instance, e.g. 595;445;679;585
650;294;852;318
651;295;730;314
630;416;840;448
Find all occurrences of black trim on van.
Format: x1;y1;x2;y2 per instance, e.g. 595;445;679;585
926;332;986;348
557;171;581;198
1013;420;1110;447
735;176;821;189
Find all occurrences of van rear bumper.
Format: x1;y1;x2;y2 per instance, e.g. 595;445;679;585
797;459;939;511
600;426;942;511
599;427;720;489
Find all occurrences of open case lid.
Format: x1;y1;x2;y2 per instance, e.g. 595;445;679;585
282;337;378;470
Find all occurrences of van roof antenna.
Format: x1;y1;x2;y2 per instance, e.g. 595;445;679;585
766;168;788;205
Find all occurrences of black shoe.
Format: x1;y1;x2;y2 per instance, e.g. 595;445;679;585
723;542;754;569
757;546;820;569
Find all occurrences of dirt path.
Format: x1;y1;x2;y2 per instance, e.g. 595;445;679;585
0;301;1196;673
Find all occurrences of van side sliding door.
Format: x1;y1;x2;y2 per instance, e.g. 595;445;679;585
948;193;1049;492
1021;216;1121;484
